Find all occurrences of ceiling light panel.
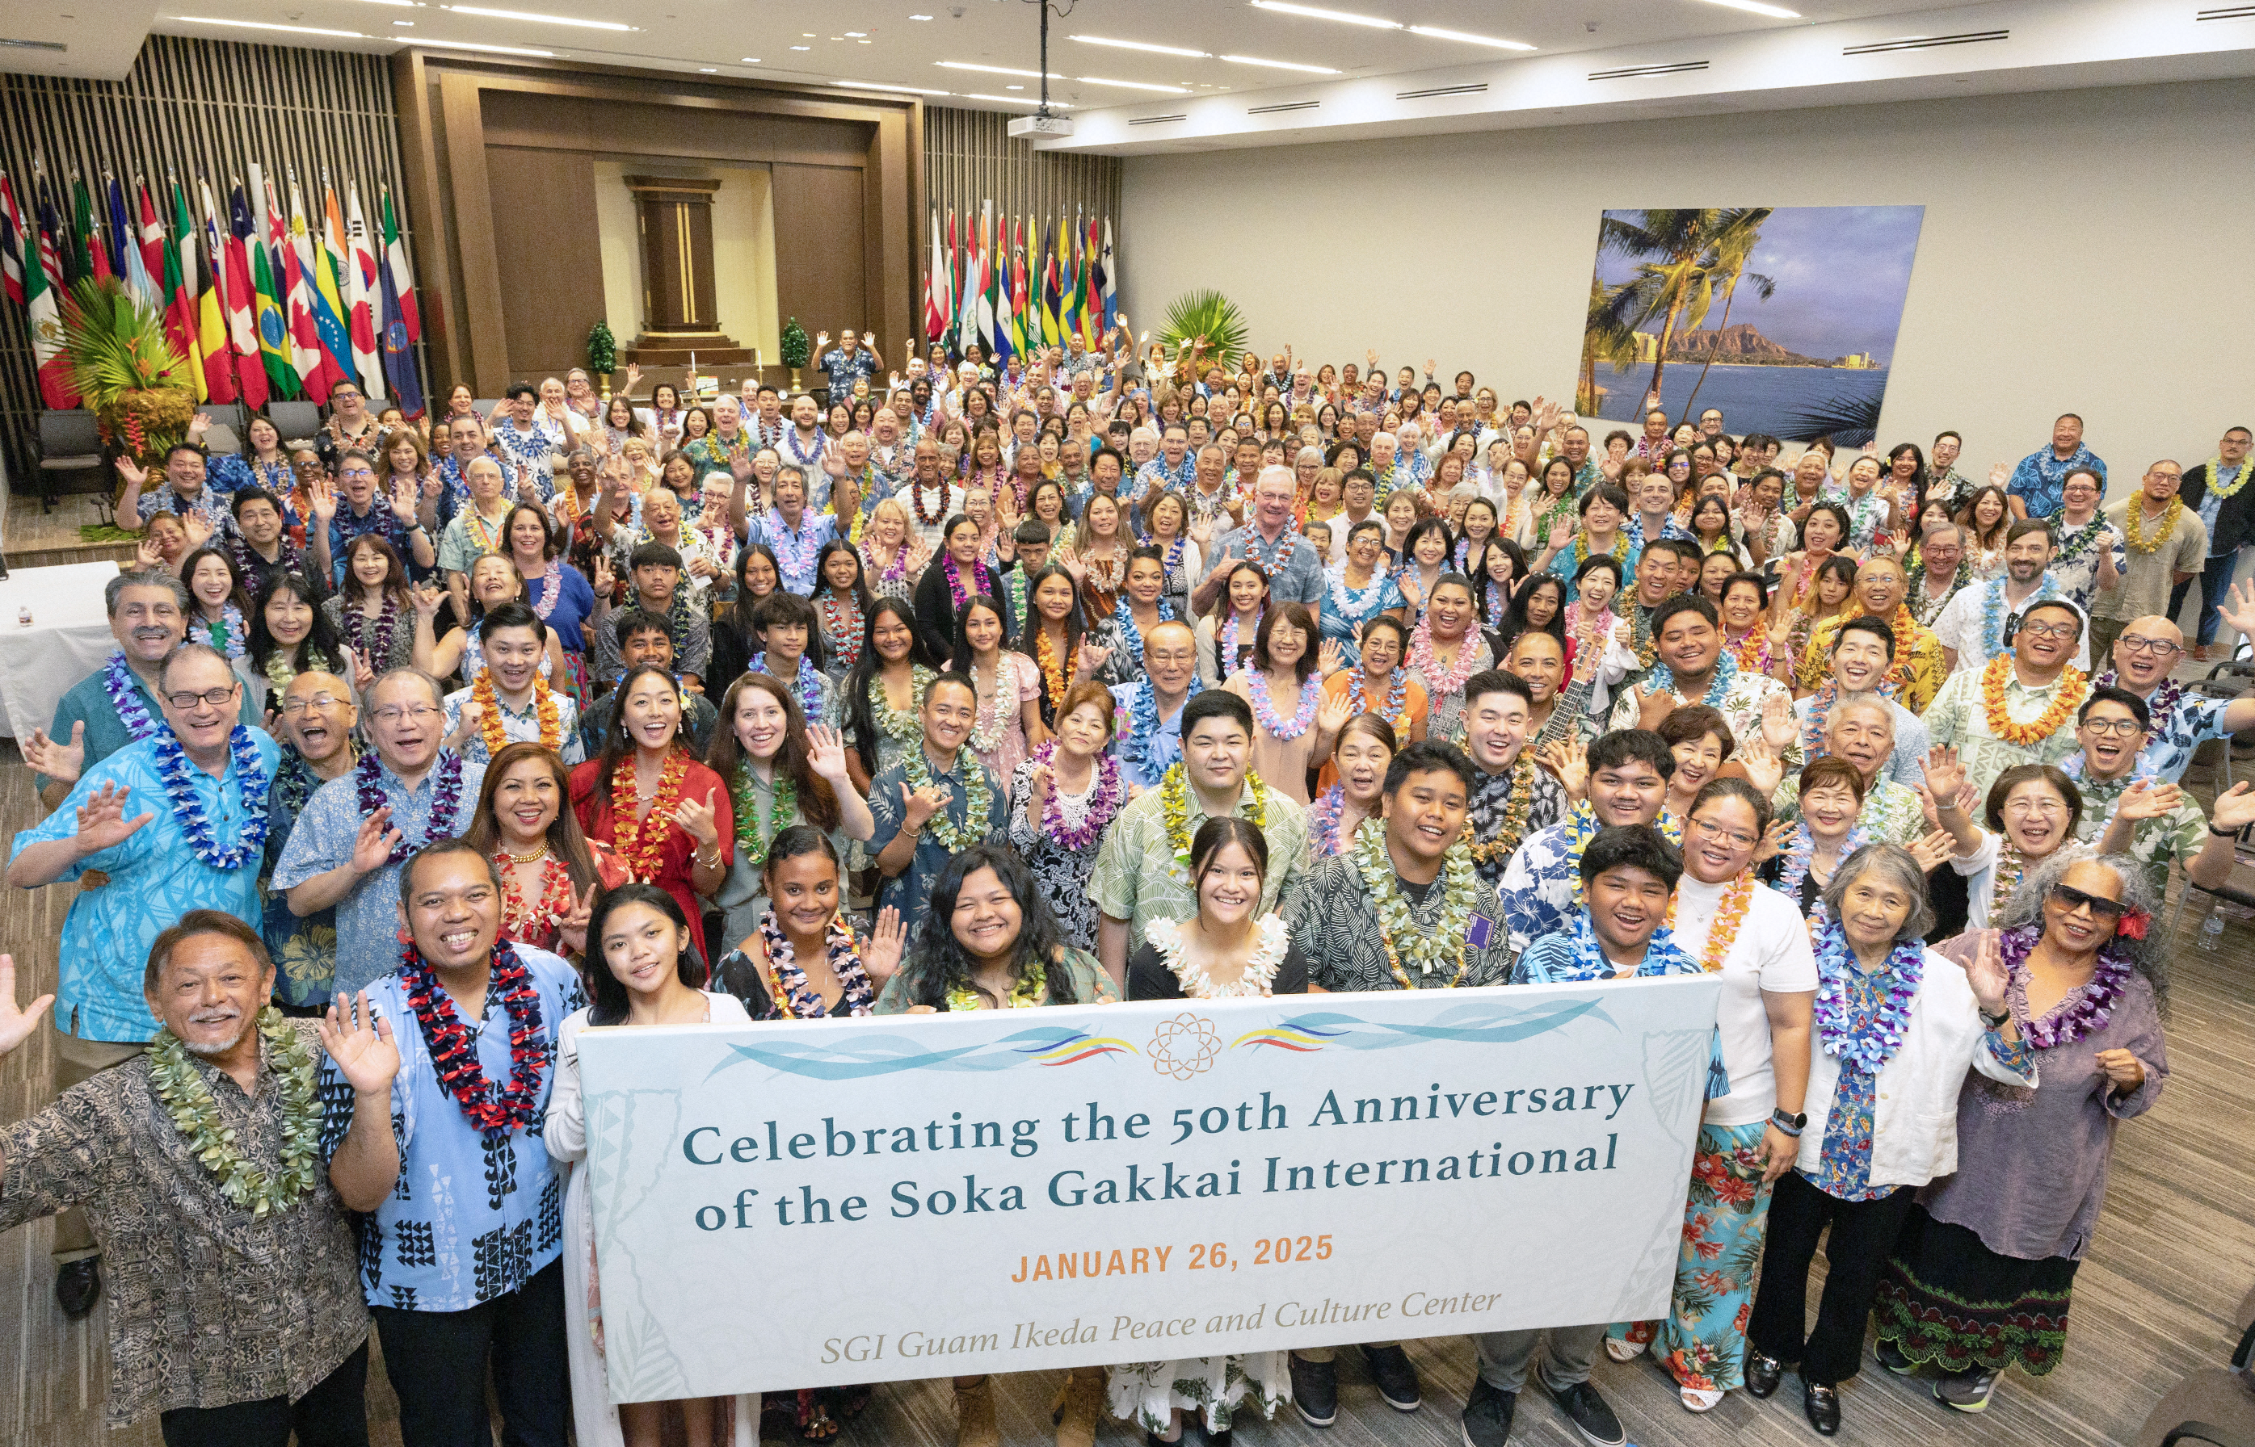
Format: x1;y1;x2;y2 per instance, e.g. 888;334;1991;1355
1696;0;1801;15
937;61;1061;77
442;5;631;29
1249;0;1399;29
833;79;952;94
1219;54;1339;73
1076;75;1191;92
173;16;368;35
413;36;555;53
963;93;1075;108
1407;25;1533;51
1069;34;1209;58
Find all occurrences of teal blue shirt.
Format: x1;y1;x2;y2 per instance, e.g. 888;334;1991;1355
12;729;281;1042
35;654;261;795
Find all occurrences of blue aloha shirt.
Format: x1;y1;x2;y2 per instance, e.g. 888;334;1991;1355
1207;523;1326;606
263;746;342;1009
819;345;879;402
1625;512;1692;553
271;754;488;996
867;750;1009;942
1134;455;1197;508
442;683;587;766
1498;805;1682;956
489;421;560;499
1513;911;1703;984
743;509;837;596
314;945;583;1312
1546;538;1643;603
1319;565;1406;667
2007;443;2106;523
1109;678;1198;792
327;501;422;588
2050;516;2128;614
138;481;236;539
2090;672;2237;784
10;729;281;1042
34;657;261;794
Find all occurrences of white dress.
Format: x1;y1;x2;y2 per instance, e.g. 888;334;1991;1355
548;994;760;1447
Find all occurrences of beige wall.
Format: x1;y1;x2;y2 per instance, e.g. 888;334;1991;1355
594;161;781;362
1118;79;2255;478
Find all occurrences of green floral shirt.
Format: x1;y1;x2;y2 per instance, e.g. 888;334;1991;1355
2070;768;2207;896
1088;779;1310;957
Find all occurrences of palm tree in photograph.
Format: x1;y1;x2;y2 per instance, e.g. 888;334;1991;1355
1577;274;1642;416
1681;209;1776;415
1596;208;1772;412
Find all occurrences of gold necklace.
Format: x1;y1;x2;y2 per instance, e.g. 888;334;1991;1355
499;841;551;865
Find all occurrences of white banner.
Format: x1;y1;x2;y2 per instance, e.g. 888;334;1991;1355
578;977;1723;1403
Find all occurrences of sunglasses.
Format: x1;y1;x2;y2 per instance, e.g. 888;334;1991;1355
2050;883;2127;919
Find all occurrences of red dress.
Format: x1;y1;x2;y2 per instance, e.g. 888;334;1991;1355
568;754;733;966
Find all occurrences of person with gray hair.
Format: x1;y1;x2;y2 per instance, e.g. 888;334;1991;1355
25;568;255;813
1875;851;2167;1413
1745;841;2035;1436
274;667;485;996
6;640;281;1319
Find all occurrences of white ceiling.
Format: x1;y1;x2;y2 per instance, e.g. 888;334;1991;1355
4;0;2251;151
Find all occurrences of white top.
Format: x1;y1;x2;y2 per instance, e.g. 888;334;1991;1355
1667;878;1818;1127
1930;582;2090;673
546;990;753;1165
1949;828;2087;930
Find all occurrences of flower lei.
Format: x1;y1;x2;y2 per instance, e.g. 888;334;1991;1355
819;593;865;672
1351;813;1477;985
765;510;825;583
1557;909;1699;981
1572;529;1631;568
1406;614;1479;697
752;653;825;720
907;476;952;528
356;750;468;864
1995;921;2133;1048
102;651;162;742
945;954;1047;1013
2094;669;2182;736
1726;626;1774;676
153;724;271;869
608;749;691;882
1777;818;1870;910
963;656;1019;753
728;761;797;875
147;1007;322;1217
2123;495;2186;555
1111;594;1174;675
901;744;993;853
1326;564;1393;629
1033;740;1125;851
1978;572;2062;657
1159;763;1270;876
473;667;561;758
1219;607;1264;675
1310;784;1354;858
1119;675;1201;769
943;551;994;612
397;937;549;1137
1356;663;1410;725
2053;516;2114;569
1692;872;1756;974
755;910;875;1019
1990;833;2039;913
1644;649;1740;710
1556;803;1688;905
2205;453;2252;502
866;538;917;590
346;597;404;669
1980;654;2088;747
498;854;574;948
870;665;934;747
197;603;248;661
1811;917;1926;1073
1243;668;1321;741
1034;628;1079;713
1147;914;1289;1000
1465;754;1537;871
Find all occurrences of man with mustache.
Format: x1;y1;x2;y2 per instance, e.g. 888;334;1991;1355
7;643;281;1319
0;913;385;1440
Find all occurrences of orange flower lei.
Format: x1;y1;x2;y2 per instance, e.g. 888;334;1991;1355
473;667;562;759
1979;654;2087;747
1034;627;1077;712
1697;872;1757;973
608;749;691;883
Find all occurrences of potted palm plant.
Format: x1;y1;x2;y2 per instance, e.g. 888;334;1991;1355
587;320;618;395
62;276;194;470
780;316;811;393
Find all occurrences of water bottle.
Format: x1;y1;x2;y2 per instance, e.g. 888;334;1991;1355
2199;910;2225;952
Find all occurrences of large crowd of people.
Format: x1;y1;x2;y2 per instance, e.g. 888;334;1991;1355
0;331;2241;1447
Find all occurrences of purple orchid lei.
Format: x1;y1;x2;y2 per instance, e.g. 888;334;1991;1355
357;749;468;864
1995;921;2133;1048
1034;740;1124;851
1812;916;1926;1073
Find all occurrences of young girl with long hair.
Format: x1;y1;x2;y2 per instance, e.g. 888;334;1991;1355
844;596;942;795
324;533;416;677
949;594;1043;790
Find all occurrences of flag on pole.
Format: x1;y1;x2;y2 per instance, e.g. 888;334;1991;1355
0;174;26;307
1058;215;1080;344
1080;214;1101;347
281;175;332;401
215;181;266;409
976;203;998;357
74;174;108;283
936;208;955;347
344;185;384;398
183;179;235;405
318;181;365;394
135;180;167;297
378;187;420;345
158;179;205;400
244;171;298;399
923;207;944;344
1011;218;1030;360
1040;229;1060;349
29;186;78;407
375;185;423;415
306;178;356;393
956;209;978;358
109;175;152;302
992;216;1015;366
1098;216;1118;336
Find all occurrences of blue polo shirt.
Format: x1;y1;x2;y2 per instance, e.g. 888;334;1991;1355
36;653;261;795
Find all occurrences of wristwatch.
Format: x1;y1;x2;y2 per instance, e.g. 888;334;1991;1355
1980;1007;2011;1030
1770;1107;1806;1136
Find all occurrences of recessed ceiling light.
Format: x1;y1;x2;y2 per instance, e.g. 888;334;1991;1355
908;12;931;18
1004;83;1022;89
1696;0;1800;14
937;61;1059;77
172;16;367;36
789;44;808;49
393;19;414;25
963;92;1073;108
347;0;417;7
1407;24;1533;51
1070;33;1209;58
832;78;951;94
843;30;864;37
1249;0;1397;29
444;5;632;30
740;55;757;61
1219;54;1339;73
697;66;714;71
1076;74;1190;92
412;35;555;53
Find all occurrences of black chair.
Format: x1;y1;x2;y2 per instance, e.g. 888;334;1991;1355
34;409;106;513
199;401;249;455
266;399;323;446
2135;1279;2255;1446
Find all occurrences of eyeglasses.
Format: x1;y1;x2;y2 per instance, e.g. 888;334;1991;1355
2050;883;2127;919
280;693;347;714
165;685;239;710
2081;716;2145;738
370;704;444;724
1688;816;1759;850
2118;635;2183;658
2017;620;2079;641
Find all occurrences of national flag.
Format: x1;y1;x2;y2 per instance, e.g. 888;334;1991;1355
1041;231;1060;349
135;180;166;295
1058;214;1080;344
955;206;979;358
28;188;78;407
73;175;107;283
108;175;150;300
1079;214;1101;347
0;174;26;306
244;171;298;399
376;201;424;418
303;178;356;393
180;179;232;404
280;175;331;400
923;207;945;344
975;203;997;356
157;179;205;399
1097;215;1118;336
216;181;267;408
318;182;367;396
992;215;1014;365
936;208;955;347
1010;218;1029;360
344;185;384;398
378;187;419;344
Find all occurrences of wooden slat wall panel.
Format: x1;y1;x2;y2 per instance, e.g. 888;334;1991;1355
0;35;422;476
922;105;1120;281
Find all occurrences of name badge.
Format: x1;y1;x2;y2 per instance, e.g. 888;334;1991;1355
1467;914;1494;950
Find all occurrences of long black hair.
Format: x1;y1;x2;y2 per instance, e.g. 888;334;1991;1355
594;662;687;809
900;843;1080;1010
948;593;1009;673
845;596;942;775
249;569;349;674
813;537;873;612
1012;563;1088;725
585;883;706;1024
1497;573;1569;656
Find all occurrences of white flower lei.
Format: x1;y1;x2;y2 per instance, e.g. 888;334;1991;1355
1147;914;1288;999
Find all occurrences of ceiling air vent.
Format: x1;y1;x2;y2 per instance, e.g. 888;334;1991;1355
1589;60;1709;81
1127;113;1187;126
2196;5;2255;18
0;37;67;51
1396;82;1487;100
1843;29;2007;55
1247;99;1319;115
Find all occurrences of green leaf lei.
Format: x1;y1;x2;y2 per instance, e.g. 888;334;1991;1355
729;762;797;875
147;1006;324;1219
902;744;991;853
1350;815;1477;987
870;665;935;746
946;955;1048;1013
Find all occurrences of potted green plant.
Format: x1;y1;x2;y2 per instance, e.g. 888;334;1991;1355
62;276;194;471
1157;290;1249;373
780;316;811;393
587;320;617;394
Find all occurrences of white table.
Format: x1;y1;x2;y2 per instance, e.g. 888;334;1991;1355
0;562;127;738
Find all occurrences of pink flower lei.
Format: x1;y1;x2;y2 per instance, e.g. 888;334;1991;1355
1032;740;1125;851
1406;613;1478;696
1244;668;1322;741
